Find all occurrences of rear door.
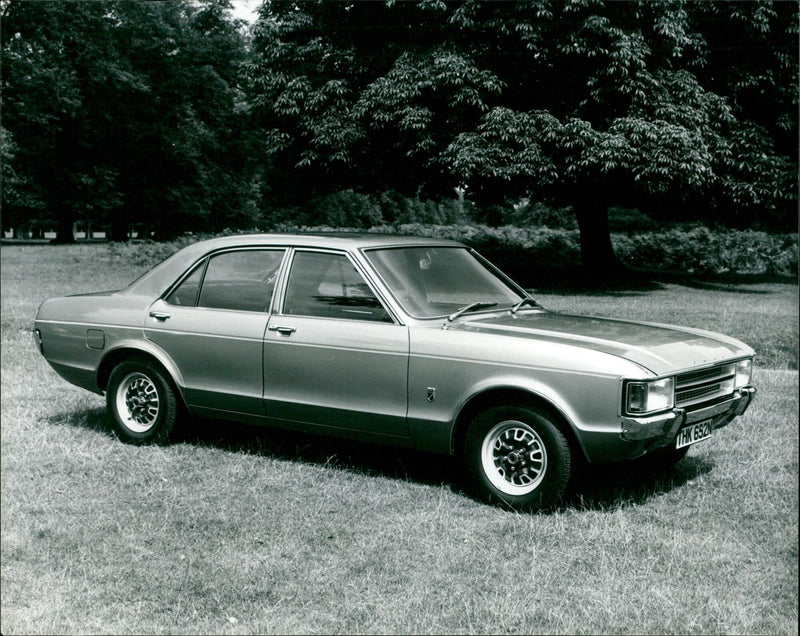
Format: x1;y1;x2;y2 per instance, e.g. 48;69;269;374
144;248;286;415
263;249;409;437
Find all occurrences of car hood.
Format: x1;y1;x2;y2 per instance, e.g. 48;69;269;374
450;310;753;376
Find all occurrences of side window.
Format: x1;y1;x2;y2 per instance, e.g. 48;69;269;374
283;252;391;322
182;250;283;312
165;262;205;307
166;250;286;310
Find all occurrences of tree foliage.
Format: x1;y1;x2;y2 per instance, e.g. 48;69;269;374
2;0;253;241
2;0;796;271
246;0;797;269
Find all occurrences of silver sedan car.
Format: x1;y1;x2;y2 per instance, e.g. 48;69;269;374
34;233;756;510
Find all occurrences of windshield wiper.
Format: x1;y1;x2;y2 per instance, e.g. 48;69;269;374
510;297;539;314
447;301;498;322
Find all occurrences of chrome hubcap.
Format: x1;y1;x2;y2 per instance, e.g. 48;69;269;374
116;372;159;433
481;420;547;496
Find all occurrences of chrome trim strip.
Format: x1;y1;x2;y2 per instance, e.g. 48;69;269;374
275;247;404;326
35;319;141;330
256;338;408;356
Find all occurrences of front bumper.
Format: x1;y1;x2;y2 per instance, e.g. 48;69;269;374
621;386;756;445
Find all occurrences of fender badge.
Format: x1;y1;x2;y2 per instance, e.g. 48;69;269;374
426;387;436;402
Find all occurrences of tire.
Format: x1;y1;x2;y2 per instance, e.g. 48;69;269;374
106;359;178;444
464;405;572;511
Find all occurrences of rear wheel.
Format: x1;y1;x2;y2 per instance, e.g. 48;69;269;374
464;405;572;511
107;359;177;444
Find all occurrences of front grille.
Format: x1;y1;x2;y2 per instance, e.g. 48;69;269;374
677;384;722;403
676;363;735;388
675;363;736;408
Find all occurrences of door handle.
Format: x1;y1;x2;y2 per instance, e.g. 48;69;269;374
149;311;171;321
268;325;296;335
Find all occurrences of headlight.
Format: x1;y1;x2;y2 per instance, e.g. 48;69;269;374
735;359;752;388
625;378;674;415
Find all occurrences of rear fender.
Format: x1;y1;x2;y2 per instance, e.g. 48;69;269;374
98;340;186;397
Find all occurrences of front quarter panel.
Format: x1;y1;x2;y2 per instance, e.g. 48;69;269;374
407;325;648;459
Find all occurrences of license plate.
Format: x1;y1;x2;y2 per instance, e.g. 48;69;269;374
676;419;713;449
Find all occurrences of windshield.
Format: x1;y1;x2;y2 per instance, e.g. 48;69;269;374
365;247;524;319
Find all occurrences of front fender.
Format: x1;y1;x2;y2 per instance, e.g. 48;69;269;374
451;373;583;435
407;353;625;459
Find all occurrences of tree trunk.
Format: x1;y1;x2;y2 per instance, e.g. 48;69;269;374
109;212;129;242
472;182;506;226
49;122;78;244
573;197;624;275
51;205;76;244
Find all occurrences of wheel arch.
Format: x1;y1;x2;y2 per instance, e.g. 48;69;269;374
97;344;186;402
450;387;588;462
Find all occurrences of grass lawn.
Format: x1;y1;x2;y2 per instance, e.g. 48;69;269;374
2;243;798;634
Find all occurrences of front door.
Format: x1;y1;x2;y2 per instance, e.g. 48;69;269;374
263;250;409;437
144;248;286;415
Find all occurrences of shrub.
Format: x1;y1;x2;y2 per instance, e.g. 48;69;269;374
115;223;797;279
613;228;798;276
379;224;797;277
261;191;470;228
607;207;660;233
105;238;194;268
506;201;578;229
263;205;314;227
313;190;385;227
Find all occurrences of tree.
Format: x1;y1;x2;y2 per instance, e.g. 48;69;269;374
2;1;97;242
245;0;504;210
691;1;798;230
246;0;797;271
2;0;253;241
1;126;42;237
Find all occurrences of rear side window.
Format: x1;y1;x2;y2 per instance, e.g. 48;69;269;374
165;262;204;307
166;250;285;312
283;251;391;322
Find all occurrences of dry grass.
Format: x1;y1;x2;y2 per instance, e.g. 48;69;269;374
1;244;797;634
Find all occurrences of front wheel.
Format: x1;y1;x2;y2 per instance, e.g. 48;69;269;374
464;405;572;511
106;359;177;444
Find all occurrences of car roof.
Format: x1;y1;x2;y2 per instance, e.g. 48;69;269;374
195;232;464;250
124;232;465;297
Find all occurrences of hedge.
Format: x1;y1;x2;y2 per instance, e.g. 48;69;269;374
358;224;799;278
104;223;797;279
